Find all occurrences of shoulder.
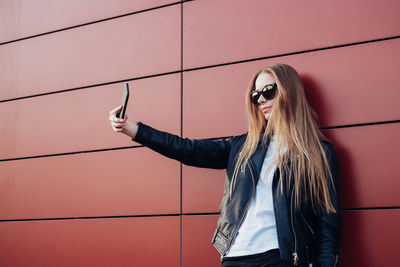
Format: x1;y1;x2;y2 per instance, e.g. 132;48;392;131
320;138;337;154
320;139;340;175
320;138;333;147
230;133;247;145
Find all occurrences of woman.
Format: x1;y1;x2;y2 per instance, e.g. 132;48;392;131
109;64;340;267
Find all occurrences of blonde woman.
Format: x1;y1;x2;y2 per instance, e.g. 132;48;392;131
109;64;340;267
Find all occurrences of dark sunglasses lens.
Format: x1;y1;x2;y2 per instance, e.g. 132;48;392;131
250;84;277;104
263;88;276;100
250;91;260;104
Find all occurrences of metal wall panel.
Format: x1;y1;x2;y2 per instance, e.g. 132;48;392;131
0;216;180;267
323;123;400;209
340;210;400;266
183;0;400;68
0;0;177;43
0;74;180;159
0;5;180;100
182;167;224;213
182;215;220;267
0;148;180;220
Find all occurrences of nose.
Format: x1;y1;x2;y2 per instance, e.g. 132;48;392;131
257;93;267;104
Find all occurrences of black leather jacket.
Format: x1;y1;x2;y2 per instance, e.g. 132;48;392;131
133;122;340;267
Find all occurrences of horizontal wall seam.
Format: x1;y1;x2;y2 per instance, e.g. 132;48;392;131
1;207;399;223
341;206;400;211
0;120;398;162
182;212;220;216
0;0;194;46
320;119;400;130
194;120;400;141
0;70;182;104
1;35;399;104
182;35;400;73
0;144;144;162
0;213;181;223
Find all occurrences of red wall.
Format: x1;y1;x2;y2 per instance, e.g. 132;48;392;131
1;0;399;266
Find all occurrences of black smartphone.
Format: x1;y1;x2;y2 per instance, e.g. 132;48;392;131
116;83;130;119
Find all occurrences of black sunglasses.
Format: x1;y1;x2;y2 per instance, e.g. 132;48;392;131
249;83;277;104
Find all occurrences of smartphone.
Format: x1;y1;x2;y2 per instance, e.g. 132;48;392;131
116;83;130;119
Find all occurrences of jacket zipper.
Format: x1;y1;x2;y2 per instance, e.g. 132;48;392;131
225;161;256;254
271;170;284;260
290;187;298;265
334;255;338;267
300;209;314;237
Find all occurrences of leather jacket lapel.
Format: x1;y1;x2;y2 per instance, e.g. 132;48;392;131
249;136;270;184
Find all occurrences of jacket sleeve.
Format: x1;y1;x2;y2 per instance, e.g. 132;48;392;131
313;143;341;267
132;122;231;169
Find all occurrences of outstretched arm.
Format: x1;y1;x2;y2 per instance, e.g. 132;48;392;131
109;105;231;169
133;122;231;169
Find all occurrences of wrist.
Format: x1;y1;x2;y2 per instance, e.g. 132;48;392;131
122;121;138;139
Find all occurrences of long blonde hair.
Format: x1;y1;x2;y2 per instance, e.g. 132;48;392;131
231;63;336;214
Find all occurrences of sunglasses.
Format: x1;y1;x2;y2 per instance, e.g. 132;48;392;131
249;83;277;104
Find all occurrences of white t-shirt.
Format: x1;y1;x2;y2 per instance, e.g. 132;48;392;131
224;136;279;257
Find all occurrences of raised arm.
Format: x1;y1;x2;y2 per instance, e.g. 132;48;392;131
133;122;231;169
109;105;231;169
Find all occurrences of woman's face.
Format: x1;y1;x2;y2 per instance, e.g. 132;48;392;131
254;72;277;121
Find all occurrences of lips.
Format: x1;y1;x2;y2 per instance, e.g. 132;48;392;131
261;107;272;112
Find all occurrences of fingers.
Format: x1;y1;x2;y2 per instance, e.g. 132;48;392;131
108;106;126;122
110;118;126;127
111;120;126;132
109;116;127;123
109;106;128;133
109;105;122;116
111;121;125;128
109;115;126;123
112;126;123;132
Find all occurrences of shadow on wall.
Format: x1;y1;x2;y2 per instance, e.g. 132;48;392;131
302;74;371;267
301;74;356;207
301;74;327;126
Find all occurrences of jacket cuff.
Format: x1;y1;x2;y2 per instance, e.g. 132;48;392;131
132;121;149;145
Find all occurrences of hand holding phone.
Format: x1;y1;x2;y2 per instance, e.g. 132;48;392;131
109;83;138;138
116;83;130;119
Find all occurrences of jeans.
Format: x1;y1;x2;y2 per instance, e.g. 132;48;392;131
221;248;310;267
